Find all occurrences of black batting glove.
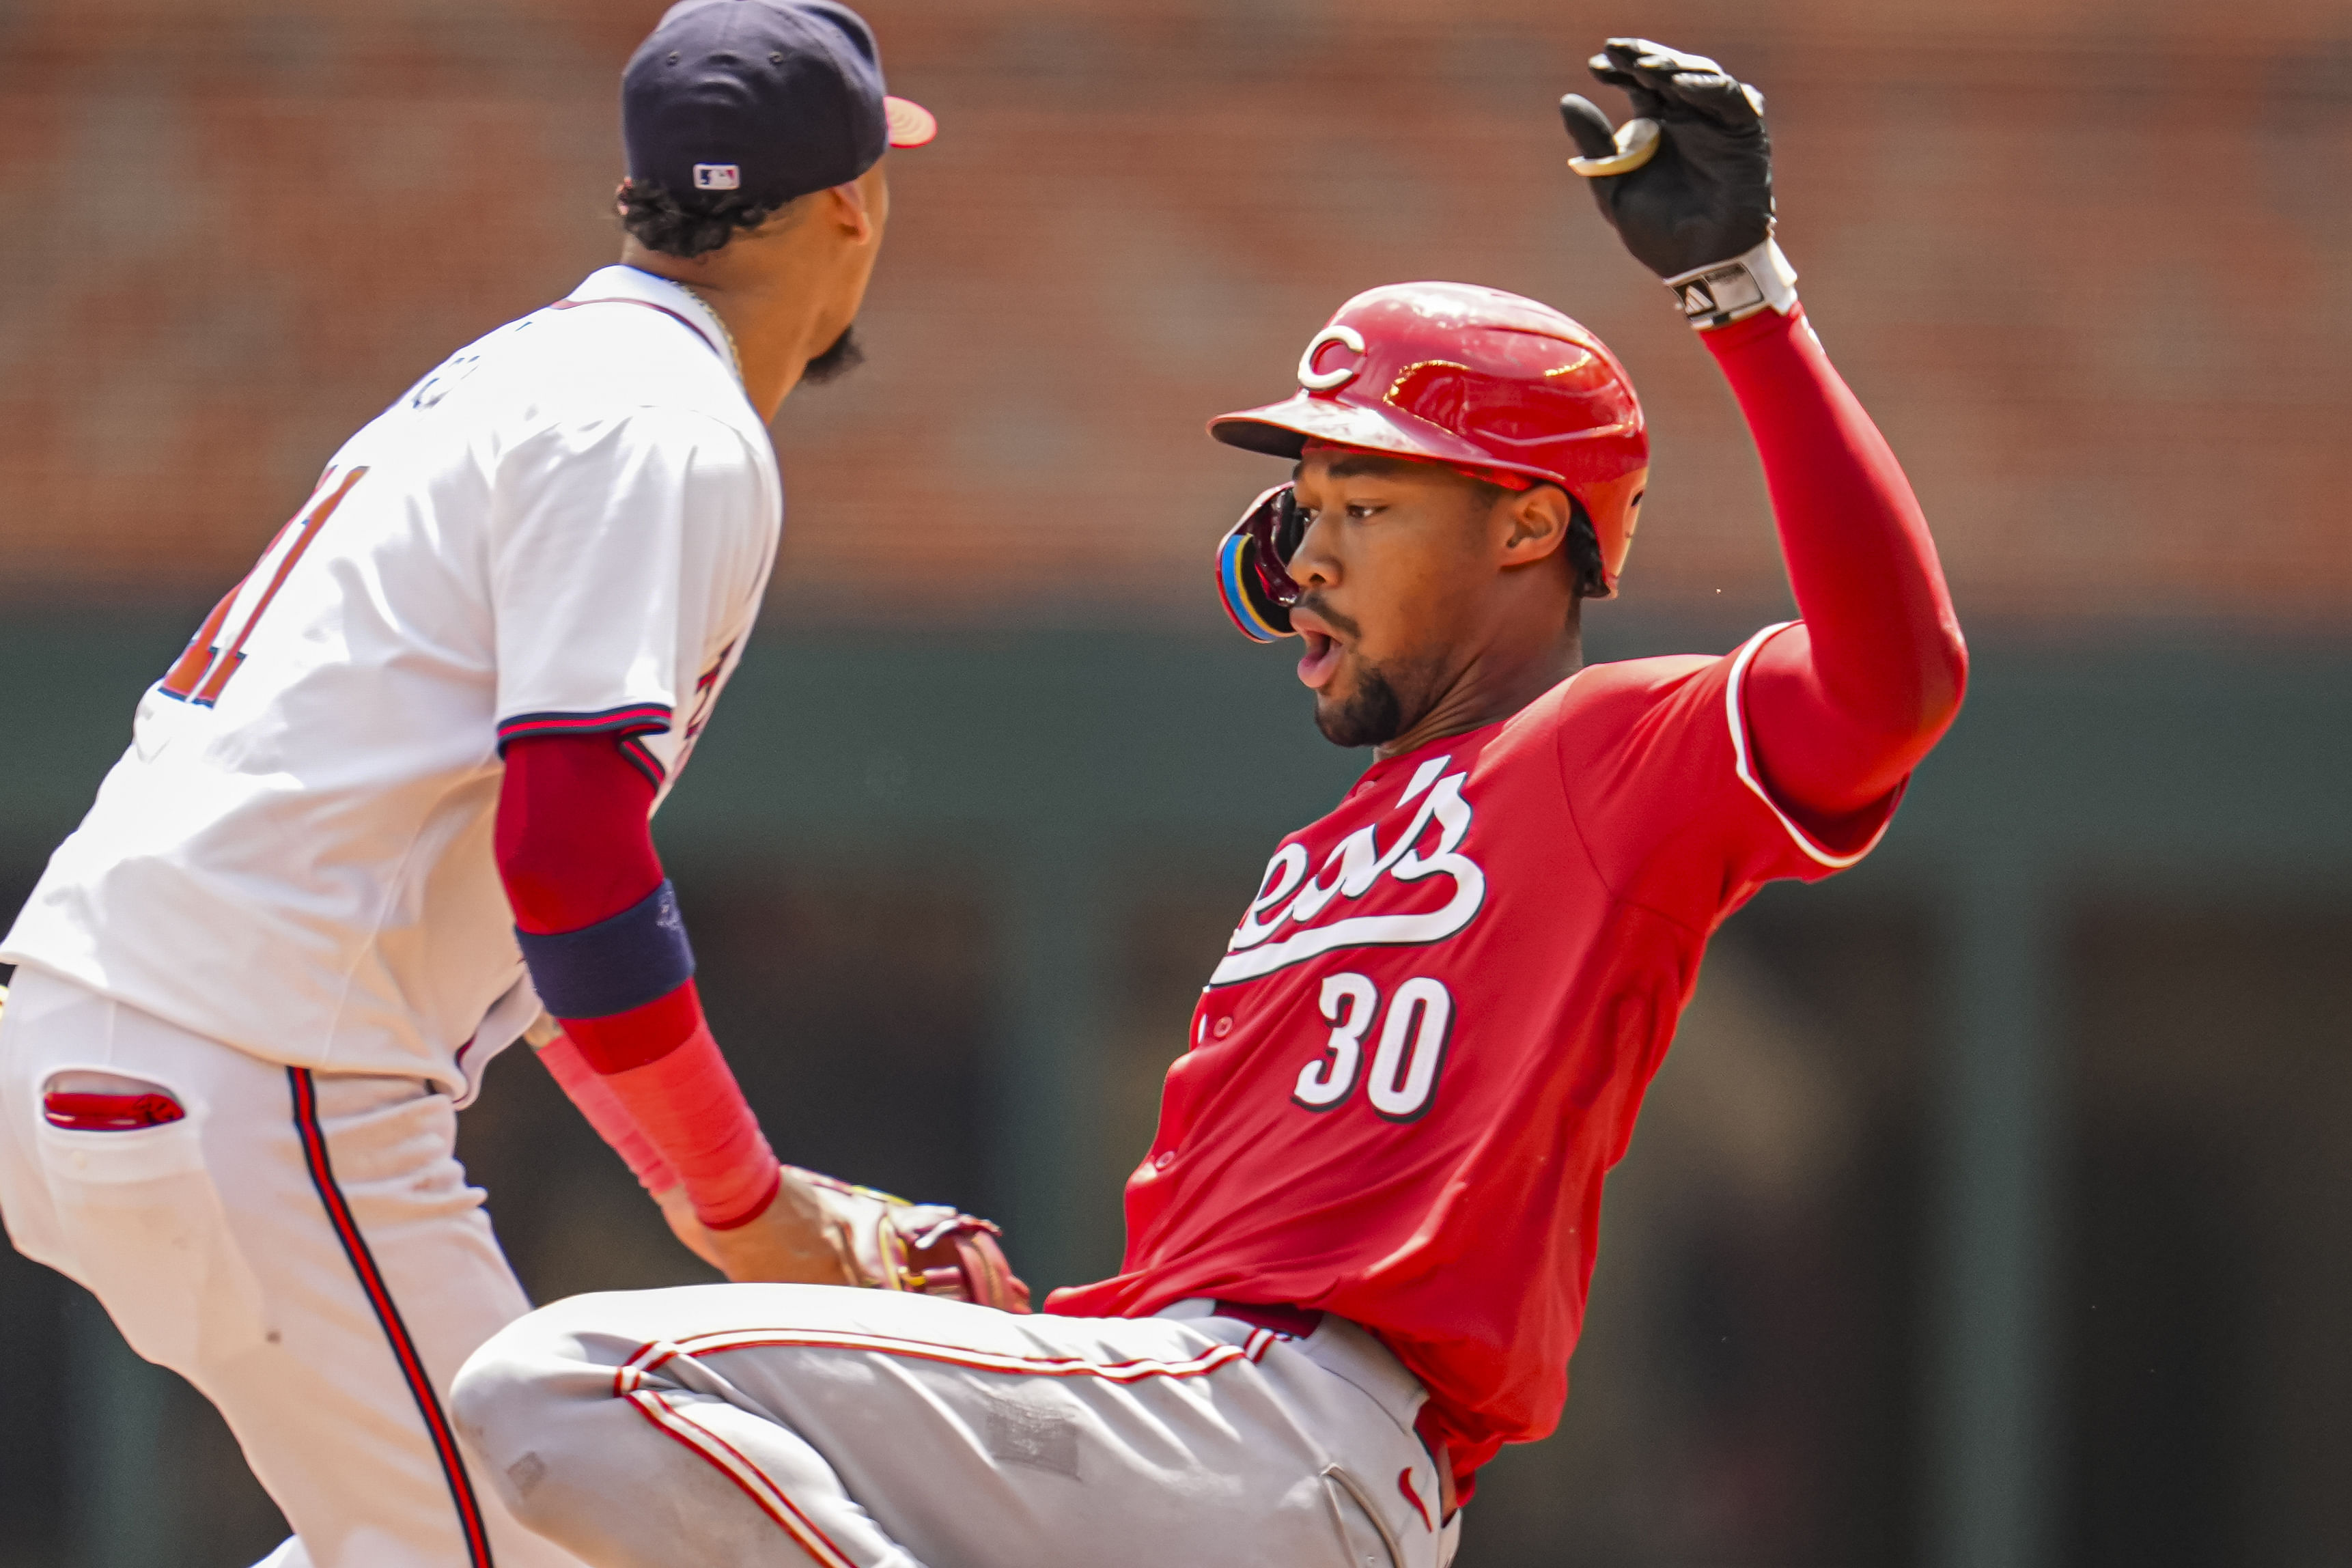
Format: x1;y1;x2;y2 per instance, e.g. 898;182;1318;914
1560;40;1795;328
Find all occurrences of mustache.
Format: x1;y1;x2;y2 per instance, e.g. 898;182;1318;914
1291;590;1360;641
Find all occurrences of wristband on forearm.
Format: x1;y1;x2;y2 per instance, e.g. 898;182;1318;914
1666;236;1799;330
515;878;695;1020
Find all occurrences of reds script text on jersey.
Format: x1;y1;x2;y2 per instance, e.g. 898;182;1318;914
2;266;779;1097
1050;625;1900;1474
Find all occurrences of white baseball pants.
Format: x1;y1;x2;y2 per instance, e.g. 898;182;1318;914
453;1285;1461;1568
0;966;584;1568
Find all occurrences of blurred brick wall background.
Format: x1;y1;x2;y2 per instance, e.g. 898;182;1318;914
1;0;2346;630
4;10;2351;1563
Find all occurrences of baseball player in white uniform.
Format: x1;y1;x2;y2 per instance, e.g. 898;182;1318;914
0;6;1024;1566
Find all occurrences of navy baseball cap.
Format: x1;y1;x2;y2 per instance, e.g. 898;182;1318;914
623;0;936;211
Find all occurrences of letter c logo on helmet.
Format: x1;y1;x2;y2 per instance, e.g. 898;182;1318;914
1296;325;1367;391
1206;281;1651;639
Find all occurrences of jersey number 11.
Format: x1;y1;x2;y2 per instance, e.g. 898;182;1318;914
158;468;369;707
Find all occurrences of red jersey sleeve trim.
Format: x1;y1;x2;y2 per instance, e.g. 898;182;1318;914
1725;623;1894;871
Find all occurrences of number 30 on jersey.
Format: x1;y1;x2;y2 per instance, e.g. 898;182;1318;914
1293;972;1454;1121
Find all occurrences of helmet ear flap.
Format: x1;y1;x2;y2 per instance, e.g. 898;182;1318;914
1214;483;1304;642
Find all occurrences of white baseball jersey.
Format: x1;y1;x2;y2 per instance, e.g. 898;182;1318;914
1;265;779;1097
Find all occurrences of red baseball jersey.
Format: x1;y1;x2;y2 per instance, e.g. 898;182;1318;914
1048;624;1901;1477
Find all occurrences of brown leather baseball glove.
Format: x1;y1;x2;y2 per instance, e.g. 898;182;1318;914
784;1165;1031;1313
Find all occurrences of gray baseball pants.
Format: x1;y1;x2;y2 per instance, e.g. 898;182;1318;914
452;1285;1461;1568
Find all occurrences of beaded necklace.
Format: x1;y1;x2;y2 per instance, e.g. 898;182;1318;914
672;283;744;383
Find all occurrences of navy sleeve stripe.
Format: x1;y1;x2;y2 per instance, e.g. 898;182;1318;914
496;703;674;750
617;733;668;787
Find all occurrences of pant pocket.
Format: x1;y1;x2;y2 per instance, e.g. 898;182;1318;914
1322;1465;1408;1568
36;1106;270;1370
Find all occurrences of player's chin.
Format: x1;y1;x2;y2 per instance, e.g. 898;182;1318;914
1311;663;1406;750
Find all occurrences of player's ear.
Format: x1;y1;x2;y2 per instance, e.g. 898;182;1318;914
823;171;881;243
1498;484;1573;565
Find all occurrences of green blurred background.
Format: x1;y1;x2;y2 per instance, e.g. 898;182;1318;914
3;1;2349;1565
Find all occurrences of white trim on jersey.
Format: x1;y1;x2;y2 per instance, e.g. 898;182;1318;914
1722;621;1892;870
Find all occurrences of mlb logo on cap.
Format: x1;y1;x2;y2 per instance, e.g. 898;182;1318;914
624;1;934;212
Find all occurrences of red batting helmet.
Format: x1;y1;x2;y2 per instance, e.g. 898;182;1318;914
1208;281;1649;636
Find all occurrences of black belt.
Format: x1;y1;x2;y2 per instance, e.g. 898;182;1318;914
1211;1299;1325;1338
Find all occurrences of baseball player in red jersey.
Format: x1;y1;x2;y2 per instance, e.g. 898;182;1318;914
450;40;1966;1568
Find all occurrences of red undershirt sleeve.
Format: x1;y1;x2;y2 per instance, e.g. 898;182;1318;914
494;732;780;1229
1702;304;1969;828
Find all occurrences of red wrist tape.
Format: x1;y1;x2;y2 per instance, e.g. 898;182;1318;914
534;1032;680;1196
598;1022;781;1229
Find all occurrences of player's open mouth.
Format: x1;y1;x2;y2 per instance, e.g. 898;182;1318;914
1297;630;1343;690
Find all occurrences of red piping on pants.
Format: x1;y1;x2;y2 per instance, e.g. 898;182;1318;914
289;1068;496;1568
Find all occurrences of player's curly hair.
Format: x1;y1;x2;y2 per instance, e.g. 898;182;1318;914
617;179;779;260
1563;505;1608;600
